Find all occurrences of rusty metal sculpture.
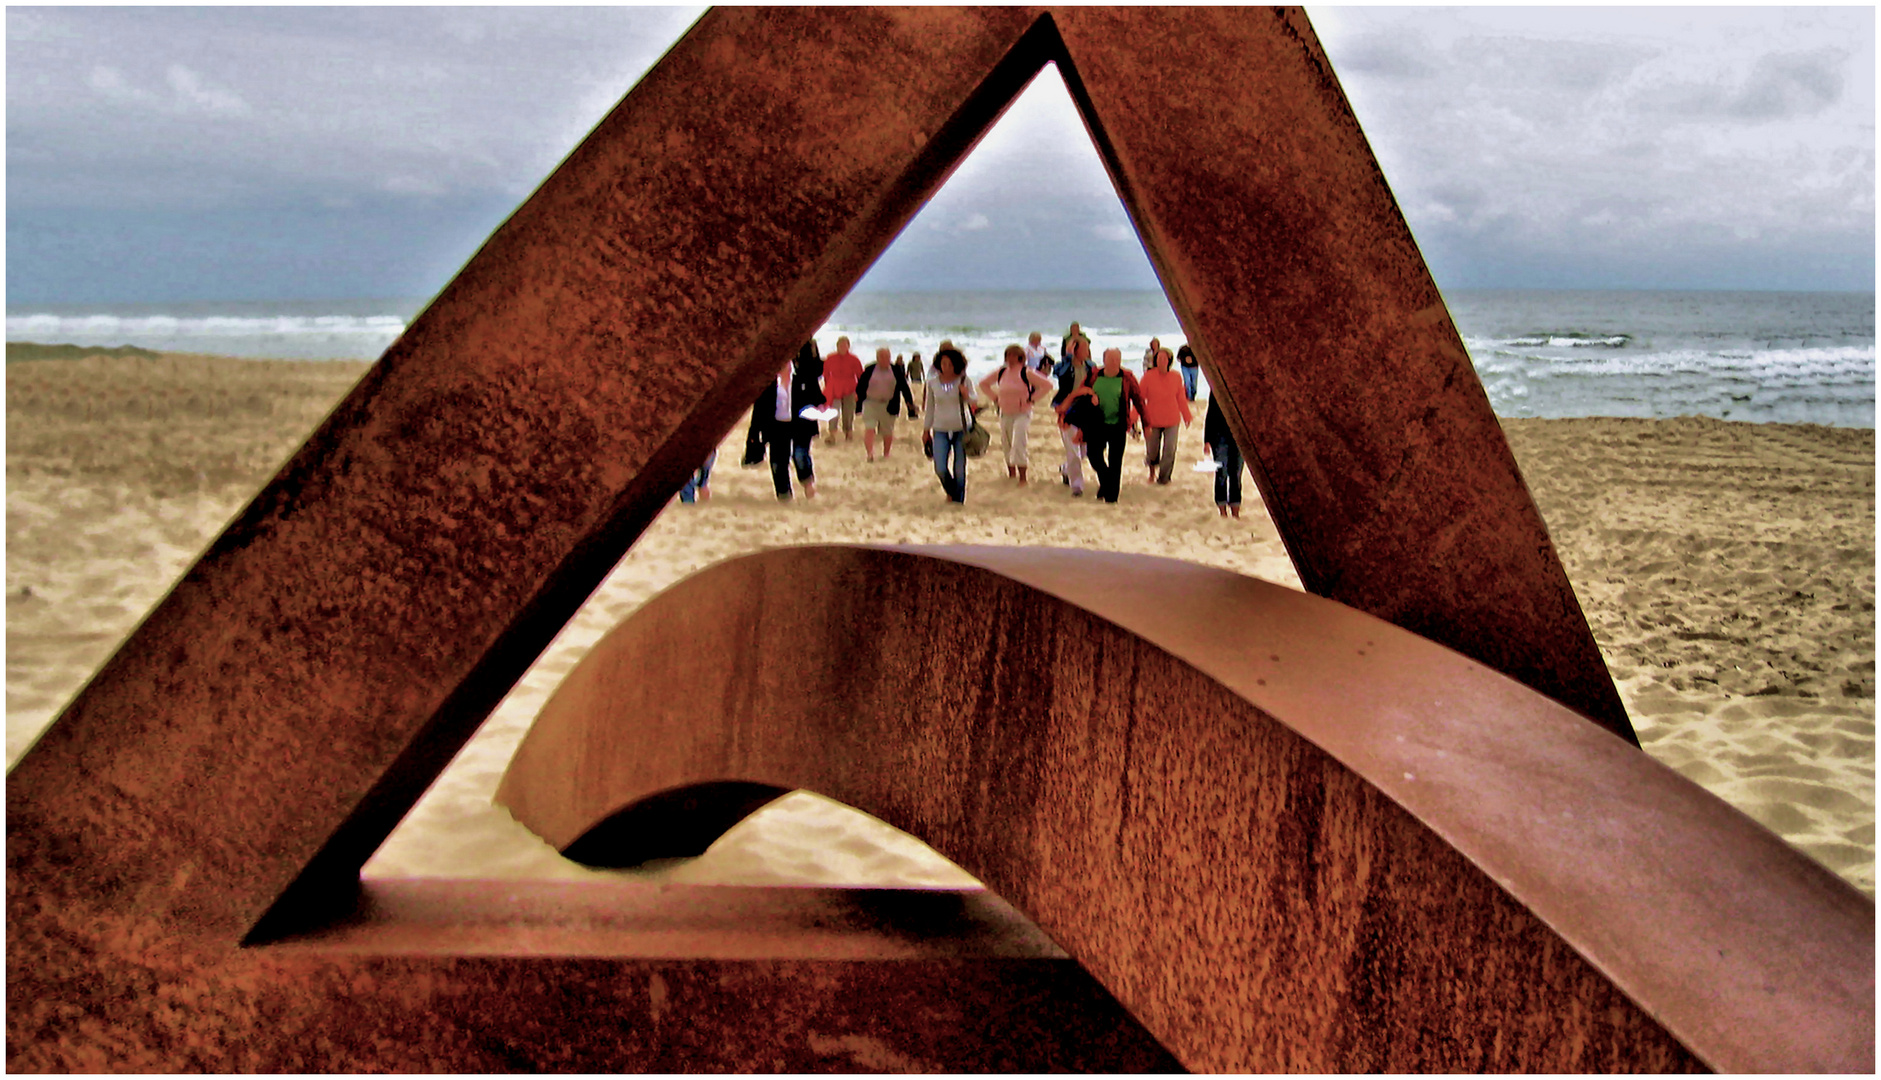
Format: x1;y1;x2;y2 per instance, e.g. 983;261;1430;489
10;6;1864;1072
497;544;1872;1072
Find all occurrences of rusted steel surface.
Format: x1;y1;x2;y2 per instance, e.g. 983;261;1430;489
499;545;1874;1073
1048;7;1631;740
4;942;1174;1072
11;10;1050;1061
9;3;1042;957
276;879;1071;961
9;5;1669;1070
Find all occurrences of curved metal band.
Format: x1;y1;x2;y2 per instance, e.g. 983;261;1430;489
499;545;1872;1073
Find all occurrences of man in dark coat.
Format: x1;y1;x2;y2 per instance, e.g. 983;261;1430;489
854;346;920;461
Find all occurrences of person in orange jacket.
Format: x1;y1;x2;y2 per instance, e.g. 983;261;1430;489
1138;346;1193;485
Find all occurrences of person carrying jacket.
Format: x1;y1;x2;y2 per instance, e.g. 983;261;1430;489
745;342;826;500
1051;335;1096;496
1068;346;1147;504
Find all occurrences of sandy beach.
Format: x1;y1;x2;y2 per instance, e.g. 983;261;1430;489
7;353;1873;897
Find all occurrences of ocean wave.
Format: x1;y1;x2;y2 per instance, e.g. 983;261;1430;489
1468;341;1872;381
1558;346;1870;382
1498;333;1633;349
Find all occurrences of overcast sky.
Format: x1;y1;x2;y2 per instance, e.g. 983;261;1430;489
6;5;1874;305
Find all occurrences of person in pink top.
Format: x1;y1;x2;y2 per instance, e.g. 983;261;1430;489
1139;346;1193;485
821;335;865;441
977;343;1057;485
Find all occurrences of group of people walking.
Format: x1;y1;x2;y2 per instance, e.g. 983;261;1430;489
718;327;1245;516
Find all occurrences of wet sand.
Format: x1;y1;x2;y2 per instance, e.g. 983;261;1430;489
7;353;1873;895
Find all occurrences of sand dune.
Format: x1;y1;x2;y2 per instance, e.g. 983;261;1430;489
7;355;1873;896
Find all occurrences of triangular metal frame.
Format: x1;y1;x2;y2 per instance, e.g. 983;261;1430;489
10;7;1681;1072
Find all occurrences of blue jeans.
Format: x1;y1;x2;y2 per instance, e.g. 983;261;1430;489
932;428;967;502
678;448;718;503
767;434;813;497
1213;439;1243;507
1181;365;1199;401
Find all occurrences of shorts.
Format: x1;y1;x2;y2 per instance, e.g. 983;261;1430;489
860;399;897;437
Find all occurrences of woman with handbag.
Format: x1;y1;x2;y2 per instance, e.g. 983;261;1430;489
922;347;978;504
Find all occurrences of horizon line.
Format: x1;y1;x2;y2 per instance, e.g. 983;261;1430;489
7;284;1877;310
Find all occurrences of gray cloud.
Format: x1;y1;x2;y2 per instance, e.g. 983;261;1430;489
1316;7;1873;289
1729;50;1847;120
1330;34;1439;80
85;63;253;116
5;6;1873;302
7;6;705;212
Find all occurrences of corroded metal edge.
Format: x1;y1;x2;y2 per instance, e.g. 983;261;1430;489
499;544;1871;1073
8;6;1673;1070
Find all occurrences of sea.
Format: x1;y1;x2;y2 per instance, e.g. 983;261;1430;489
7;289;1874;428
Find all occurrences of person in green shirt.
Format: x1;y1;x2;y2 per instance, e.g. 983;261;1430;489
1085;347;1148;504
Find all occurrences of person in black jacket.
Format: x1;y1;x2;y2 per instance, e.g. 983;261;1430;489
855;346;919;461
745;343;827;500
1202;392;1244;518
1177;343;1202;401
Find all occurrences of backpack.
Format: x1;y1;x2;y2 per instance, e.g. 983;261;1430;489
1001;364;1040;406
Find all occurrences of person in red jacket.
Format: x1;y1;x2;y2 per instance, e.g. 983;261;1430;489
822;335;865;441
1138;346;1193;484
